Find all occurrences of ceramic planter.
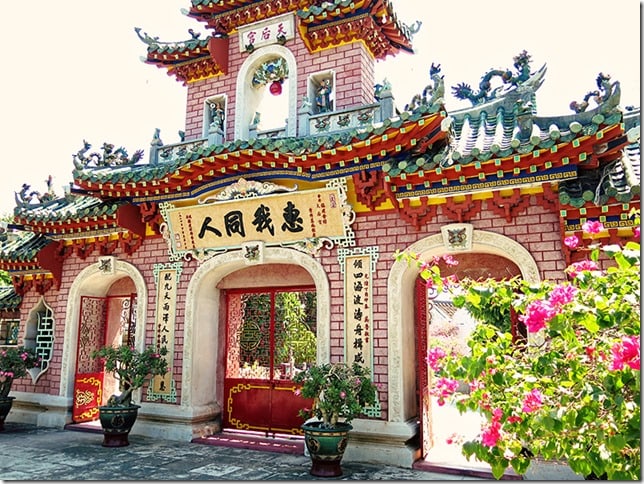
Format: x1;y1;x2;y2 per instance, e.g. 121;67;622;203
98;404;141;447
301;421;352;477
0;396;15;430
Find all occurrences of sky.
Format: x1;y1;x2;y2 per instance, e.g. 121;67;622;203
0;1;640;216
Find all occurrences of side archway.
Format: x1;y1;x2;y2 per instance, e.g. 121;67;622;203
60;260;148;400
386;227;540;423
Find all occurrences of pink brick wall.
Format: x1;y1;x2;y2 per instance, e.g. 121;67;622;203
184;33;375;140
313;198;565;418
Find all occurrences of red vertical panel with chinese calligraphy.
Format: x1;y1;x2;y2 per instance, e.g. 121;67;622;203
72;296;108;423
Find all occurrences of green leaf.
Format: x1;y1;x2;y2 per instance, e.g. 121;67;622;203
607;434;626;451
491;461;507;480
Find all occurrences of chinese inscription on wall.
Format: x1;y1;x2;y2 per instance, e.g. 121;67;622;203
164;187;347;255
152;264;180;395
238;12;295;52
343;253;373;369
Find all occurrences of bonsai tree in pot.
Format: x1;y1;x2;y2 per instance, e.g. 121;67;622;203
0;346;39;430
293;361;378;477
91;344;168;446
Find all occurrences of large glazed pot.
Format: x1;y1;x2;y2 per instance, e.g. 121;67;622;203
0;396;15;431
301;421;352;477
98;404;141;447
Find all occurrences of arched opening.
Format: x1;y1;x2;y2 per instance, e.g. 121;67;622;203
387;227;540;466
60;260;147;424
183;246;330;432
234;45;298;139
416;253;523;469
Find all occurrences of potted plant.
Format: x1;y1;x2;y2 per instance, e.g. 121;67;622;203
293;361;378;477
91;344;168;447
404;215;640;480
0;346;39;430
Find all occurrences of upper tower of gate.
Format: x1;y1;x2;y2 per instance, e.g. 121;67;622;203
136;0;419;142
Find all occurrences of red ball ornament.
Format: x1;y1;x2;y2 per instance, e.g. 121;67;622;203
269;80;283;96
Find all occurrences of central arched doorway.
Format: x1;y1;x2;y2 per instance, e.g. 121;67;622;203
222;285;316;435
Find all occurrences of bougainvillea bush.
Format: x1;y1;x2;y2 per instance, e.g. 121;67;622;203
401;215;640;480
0;346;39;398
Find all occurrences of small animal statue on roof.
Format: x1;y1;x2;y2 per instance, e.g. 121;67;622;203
73;140;144;169
452;50;533;106
405;63;444;112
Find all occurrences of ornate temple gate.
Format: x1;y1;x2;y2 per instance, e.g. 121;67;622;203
223;287;316;435
72;294;136;423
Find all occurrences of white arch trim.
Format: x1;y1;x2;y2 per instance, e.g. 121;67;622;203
234;44;298;139
182;246;330;409
386;228;541;423
60;260;148;400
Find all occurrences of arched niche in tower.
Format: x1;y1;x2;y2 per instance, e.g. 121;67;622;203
234;45;297;140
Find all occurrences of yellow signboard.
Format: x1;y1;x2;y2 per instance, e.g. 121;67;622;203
165;187;347;253
152;266;178;395
344;253;373;369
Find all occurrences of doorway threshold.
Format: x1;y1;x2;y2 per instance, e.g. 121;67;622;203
192;429;305;455
413;457;522;480
64;420;103;434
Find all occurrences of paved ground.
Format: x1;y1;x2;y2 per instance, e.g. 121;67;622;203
0;423;483;481
0;423;582;481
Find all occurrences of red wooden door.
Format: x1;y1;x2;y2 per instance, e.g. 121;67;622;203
72;296;108;422
223;288;316;435
415;277;433;457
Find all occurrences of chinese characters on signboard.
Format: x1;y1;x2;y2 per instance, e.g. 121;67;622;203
344;253;372;369
165;187;346;255
238;13;295;52
152;266;179;395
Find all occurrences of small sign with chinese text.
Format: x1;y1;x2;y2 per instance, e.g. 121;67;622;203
238;12;294;52
152;266;178;395
344;253;373;369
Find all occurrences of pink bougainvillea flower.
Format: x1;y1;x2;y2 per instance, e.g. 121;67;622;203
522;388;544;413
566;259;600;278
609;336;640;371
426;346;447;372
563;235;579;249
481;408;503;447
442;254;458;267
431;377;459;406
445;432;463;445
519;299;556;333
548;284;577;308
469;379;485;392
582;220;604;234
634;226;640;239
481;424;501;447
